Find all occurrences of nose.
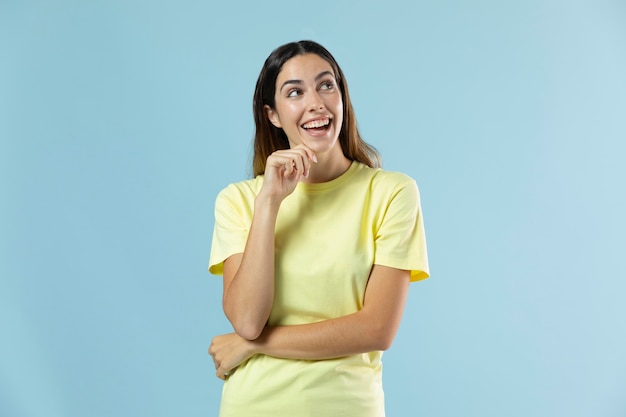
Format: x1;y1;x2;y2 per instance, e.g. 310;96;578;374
307;91;324;111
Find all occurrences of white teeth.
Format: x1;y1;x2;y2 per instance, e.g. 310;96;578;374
302;118;330;129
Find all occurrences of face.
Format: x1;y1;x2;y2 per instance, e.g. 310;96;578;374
265;53;344;155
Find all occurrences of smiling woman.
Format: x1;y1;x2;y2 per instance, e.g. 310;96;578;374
263;54;347;183
207;40;429;417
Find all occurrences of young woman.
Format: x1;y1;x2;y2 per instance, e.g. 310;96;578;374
208;40;429;417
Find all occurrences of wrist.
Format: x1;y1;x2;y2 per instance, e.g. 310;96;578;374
254;192;283;211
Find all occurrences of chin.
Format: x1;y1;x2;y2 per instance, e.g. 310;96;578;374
308;138;341;155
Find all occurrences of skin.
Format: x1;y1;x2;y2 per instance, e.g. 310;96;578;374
264;53;350;183
208;53;411;380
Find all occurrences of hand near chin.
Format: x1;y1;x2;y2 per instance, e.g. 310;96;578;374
208;332;256;381
261;145;317;201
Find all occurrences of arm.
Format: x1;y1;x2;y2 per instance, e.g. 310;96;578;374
222;146;316;340
255;264;410;358
221;197;279;340
210;264;410;378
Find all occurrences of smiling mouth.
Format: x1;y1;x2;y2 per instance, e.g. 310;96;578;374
301;118;331;131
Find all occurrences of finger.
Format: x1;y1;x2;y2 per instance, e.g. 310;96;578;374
292;144;318;164
290;153;306;179
286;158;297;177
268;150;309;179
267;153;298;176
284;149;310;178
279;154;302;179
216;366;232;380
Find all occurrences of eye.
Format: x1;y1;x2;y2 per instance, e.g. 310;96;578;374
287;88;301;98
319;80;335;91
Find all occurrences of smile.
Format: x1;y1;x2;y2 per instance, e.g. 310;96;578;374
301;117;331;130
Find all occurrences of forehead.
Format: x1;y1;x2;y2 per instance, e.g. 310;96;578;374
276;53;335;83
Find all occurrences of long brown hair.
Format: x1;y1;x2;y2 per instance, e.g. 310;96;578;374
252;40;381;177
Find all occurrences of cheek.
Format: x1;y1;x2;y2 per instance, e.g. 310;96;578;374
334;100;344;130
280;103;303;123
333;94;343;113
334;99;344;121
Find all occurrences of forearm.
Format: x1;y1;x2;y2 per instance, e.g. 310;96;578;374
223;195;281;340
248;265;409;359
250;309;395;360
210;266;410;379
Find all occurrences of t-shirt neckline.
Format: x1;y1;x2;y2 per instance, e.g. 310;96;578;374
297;160;360;193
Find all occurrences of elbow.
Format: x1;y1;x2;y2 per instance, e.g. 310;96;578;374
368;323;397;351
223;302;269;341
234;322;265;341
373;334;395;351
226;310;266;340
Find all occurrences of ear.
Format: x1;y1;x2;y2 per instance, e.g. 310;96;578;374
264;104;282;128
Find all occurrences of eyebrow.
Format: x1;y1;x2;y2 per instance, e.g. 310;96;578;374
279;70;335;92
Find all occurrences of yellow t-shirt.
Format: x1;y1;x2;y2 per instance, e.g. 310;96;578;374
209;161;429;417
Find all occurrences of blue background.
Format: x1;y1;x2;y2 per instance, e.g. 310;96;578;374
2;0;625;416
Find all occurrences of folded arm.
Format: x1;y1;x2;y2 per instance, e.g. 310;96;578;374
209;264;410;379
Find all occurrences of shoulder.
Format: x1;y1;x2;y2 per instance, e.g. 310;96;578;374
215;176;264;206
352;162;419;195
217;176;264;198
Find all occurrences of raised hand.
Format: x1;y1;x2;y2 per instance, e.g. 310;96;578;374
259;145;317;202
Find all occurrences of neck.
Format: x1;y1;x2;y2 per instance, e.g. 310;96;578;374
302;151;352;183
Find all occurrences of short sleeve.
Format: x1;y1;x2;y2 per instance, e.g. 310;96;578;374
373;178;430;282
208;186;251;276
